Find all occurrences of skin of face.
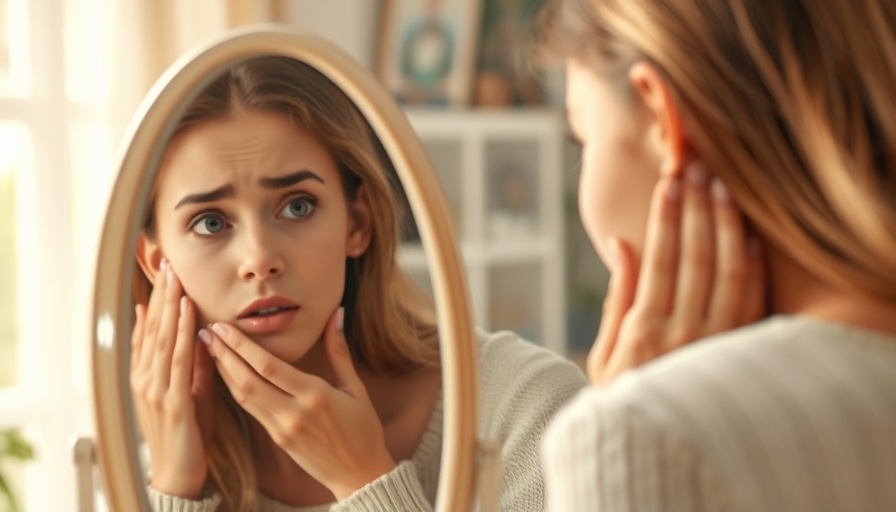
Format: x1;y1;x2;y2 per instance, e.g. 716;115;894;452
142;108;366;365
565;58;664;269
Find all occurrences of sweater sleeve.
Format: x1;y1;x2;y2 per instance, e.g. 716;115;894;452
541;387;733;512
330;460;431;512
147;486;222;512
479;331;589;511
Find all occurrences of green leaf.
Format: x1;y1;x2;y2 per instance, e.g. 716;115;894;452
0;431;33;461
0;469;21;512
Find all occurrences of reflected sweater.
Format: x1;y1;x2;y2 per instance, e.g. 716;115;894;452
149;329;587;512
542;315;896;512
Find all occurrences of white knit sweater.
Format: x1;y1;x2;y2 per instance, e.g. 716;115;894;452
149;329;587;511
542;315;896;512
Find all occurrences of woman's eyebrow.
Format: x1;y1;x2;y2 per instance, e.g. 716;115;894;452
259;169;325;189
175;185;235;209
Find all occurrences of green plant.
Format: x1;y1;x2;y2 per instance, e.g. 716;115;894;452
0;429;34;512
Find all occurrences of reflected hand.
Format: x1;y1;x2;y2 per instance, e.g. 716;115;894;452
130;260;215;499
204;307;395;500
587;161;766;385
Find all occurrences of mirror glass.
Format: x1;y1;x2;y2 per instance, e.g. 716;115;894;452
92;27;477;512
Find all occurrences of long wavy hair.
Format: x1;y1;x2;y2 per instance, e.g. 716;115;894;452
538;0;896;301
134;56;440;511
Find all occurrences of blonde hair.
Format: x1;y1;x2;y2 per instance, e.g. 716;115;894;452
135;56;440;510
538;0;896;300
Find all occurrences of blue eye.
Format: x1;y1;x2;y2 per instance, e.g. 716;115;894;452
191;213;229;235
281;196;317;219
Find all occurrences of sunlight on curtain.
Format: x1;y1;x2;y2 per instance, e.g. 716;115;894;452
1;3;286;508
64;0;110;104
64;0;114;401
0;0;8;89
0;123;24;391
0;0;28;96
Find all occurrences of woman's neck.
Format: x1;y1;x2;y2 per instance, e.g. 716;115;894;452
766;243;896;336
292;337;438;422
247;414;335;506
243;336;442;503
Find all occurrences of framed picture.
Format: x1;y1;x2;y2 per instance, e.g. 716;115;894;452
473;0;547;107
377;0;482;107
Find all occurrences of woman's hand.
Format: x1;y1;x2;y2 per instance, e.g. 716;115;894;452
587;161;766;385
130;259;216;498
202;307;395;500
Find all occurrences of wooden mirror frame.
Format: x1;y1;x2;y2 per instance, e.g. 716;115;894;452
91;25;478;511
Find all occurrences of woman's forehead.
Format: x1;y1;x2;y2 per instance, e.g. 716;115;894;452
156;111;340;195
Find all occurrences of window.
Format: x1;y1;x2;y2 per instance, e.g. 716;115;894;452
0;123;24;391
0;1;112;509
0;0;28;96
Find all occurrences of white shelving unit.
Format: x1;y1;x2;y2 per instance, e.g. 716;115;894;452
398;109;567;356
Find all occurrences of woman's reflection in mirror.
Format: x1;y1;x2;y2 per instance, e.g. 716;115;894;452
129;56;587;512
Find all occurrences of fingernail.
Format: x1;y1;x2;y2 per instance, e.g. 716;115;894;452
687;162;709;187
711;178;730;204
665;178;682;202
166;265;175;286
198;328;212;345
211;323;228;338
159;258;168;272
180;296;188;315
336;307;344;331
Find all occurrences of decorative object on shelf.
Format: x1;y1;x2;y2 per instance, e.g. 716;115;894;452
474;0;548;107
488;161;537;238
377;0;482;107
0;429;34;512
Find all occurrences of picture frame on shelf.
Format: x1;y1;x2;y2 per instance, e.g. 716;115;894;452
376;0;482;107
473;0;549;107
487;160;538;239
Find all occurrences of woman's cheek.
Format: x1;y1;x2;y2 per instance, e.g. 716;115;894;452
174;267;215;325
577;153;610;252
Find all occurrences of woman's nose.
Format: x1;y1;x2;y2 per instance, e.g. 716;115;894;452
237;227;285;281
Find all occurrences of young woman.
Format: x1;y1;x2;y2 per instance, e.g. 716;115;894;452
129;56;587;511
537;0;896;510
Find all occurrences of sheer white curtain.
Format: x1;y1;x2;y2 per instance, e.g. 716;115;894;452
0;2;284;511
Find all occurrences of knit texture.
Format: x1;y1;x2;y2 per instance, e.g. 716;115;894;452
543;315;896;512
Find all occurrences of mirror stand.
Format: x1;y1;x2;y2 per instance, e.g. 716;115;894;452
477;439;503;511
73;436;96;512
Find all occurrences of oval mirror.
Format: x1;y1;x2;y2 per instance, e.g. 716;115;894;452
91;25;478;511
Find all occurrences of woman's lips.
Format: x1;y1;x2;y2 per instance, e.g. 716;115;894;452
235;308;299;335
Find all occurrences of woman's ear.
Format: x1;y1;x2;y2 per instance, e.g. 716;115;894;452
346;184;373;257
628;62;690;177
136;232;163;284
